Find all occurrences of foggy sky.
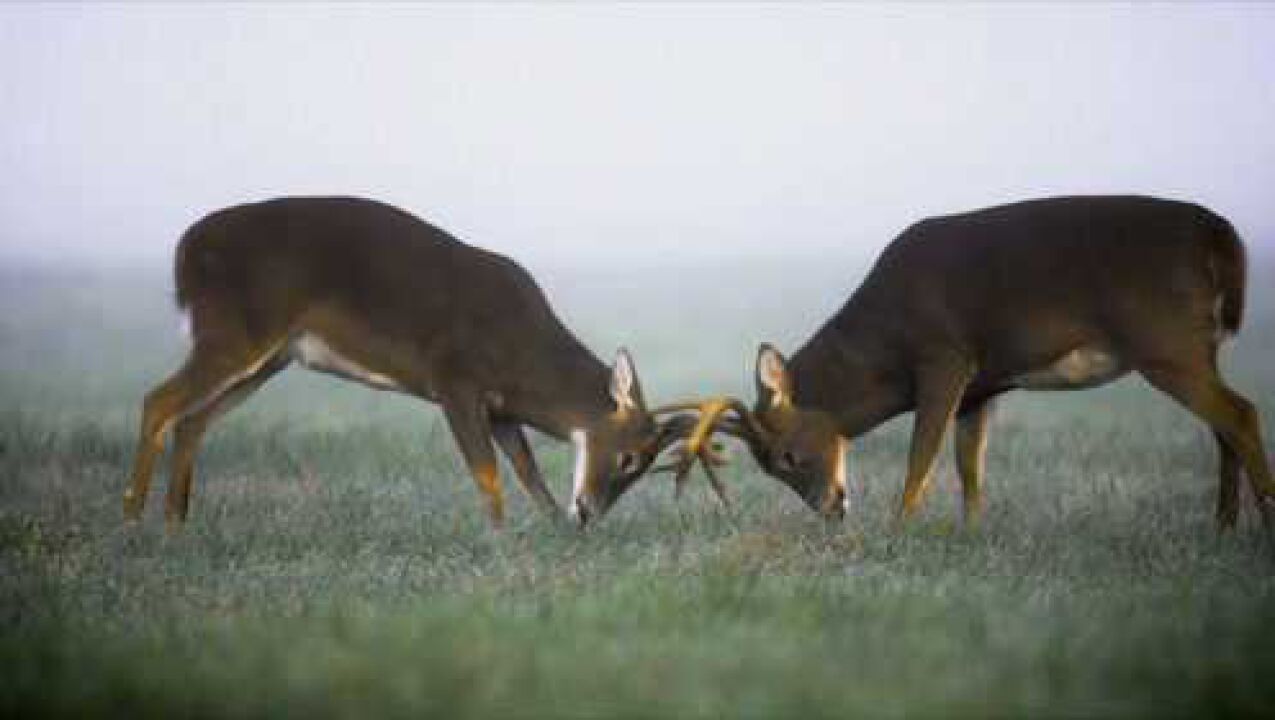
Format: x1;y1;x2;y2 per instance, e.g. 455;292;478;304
2;3;1273;270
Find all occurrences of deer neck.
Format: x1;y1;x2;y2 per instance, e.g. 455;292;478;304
790;296;910;438
503;343;616;441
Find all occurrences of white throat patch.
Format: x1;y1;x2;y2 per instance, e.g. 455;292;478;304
570;429;589;506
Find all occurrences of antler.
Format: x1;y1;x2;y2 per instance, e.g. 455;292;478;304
650;396;772;508
652;397;772;447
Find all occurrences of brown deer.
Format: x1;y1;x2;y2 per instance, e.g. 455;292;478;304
123;196;691;532
670;196;1272;528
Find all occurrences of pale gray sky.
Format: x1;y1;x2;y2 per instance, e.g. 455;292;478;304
2;3;1273;269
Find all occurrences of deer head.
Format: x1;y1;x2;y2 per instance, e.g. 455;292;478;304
661;344;849;520
567;349;699;528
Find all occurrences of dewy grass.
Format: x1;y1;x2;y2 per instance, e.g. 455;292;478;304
3;267;1275;717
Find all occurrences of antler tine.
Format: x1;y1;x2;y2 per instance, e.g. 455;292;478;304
721;398;773;446
668;397;740;504
649;400;717;415
670;451;698;499
650;396;765;508
682;397;755;457
708;417;748;440
702;441;729;467
658;396;766;438
698;449;732;509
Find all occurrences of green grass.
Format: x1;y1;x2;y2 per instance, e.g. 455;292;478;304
3;265;1275;718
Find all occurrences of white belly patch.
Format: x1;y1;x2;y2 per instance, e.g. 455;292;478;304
1012;347;1125;390
290;333;401;390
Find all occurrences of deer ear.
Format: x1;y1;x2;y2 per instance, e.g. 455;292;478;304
756;343;792;409
610;347;642;411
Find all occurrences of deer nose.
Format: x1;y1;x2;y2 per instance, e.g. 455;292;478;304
570;496;593;529
824;486;848;520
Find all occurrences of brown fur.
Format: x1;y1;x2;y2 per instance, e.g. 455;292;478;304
125;197;674;531
747;196;1272;529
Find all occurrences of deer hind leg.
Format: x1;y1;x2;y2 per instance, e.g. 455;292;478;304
899;359;976;521
1138;361;1274;531
953;399;996;526
124;372;187;521
441;394;505;529
123;336;287;523
492;420;566;525
1214;430;1243;529
165;355;290;532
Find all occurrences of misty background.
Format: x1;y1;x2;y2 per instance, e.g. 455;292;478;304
2;3;1274;400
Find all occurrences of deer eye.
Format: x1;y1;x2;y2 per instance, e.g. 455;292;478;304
616;452;640;474
775;450;801;473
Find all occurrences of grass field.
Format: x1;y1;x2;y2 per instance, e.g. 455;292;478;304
3;260;1275;718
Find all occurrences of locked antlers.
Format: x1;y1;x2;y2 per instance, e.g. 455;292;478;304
650;397;772;508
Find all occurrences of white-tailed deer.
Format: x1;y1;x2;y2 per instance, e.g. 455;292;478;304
674;196;1272;528
123;197;692;531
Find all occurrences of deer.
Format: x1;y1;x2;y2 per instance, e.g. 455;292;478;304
122;196;696;533
664;195;1273;530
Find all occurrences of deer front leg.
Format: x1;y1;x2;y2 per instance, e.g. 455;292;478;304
1213;430;1243;530
441;394;505;529
492;420;567;526
953;399;996;526
899;359;976;522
